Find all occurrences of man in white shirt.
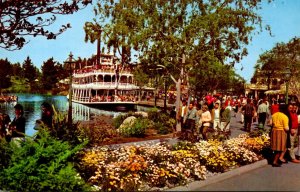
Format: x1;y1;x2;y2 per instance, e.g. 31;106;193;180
211;102;220;131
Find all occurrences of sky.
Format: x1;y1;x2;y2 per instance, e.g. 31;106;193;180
0;0;299;83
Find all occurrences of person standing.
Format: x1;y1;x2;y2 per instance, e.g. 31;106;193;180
271;104;289;167
257;99;269;129
185;103;198;134
195;104;203;135
241;98;255;132
287;104;300;163
240;96;247;124
9;104;26;143
220;103;231;133
177;100;188;130
200;104;211;140
211;102;220;131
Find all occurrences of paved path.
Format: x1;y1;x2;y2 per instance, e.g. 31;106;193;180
197;160;300;191
179;112;300;191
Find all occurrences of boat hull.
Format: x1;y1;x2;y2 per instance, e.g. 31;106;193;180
72;100;136;111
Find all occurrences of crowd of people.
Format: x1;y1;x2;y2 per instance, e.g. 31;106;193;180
175;94;233;140
0;102;54;145
174;93;300;167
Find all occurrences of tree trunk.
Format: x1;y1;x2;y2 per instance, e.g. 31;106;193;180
97;37;101;65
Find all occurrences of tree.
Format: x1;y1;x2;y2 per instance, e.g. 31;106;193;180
41;58;59;91
252;37;300;100
133;65;149;101
22;56;38;83
94;0;271;131
84;21;103;65
0;0;91;50
0;59;12;91
11;62;23;77
285;38;300;100
253;43;287;89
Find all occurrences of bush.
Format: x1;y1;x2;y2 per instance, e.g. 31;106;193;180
0;138;13;170
147;107;160;122
80;120;118;147
0;129;90;192
119;118;149;137
35;107;89;147
152;112;174;134
113;111;142;129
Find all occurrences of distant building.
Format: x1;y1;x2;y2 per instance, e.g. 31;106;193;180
245;69;285;99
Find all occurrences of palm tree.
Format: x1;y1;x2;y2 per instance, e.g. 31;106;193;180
84;22;102;65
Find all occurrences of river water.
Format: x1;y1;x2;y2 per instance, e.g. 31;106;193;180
0;93;133;136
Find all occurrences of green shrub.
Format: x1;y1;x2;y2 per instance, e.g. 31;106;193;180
80;121;118;147
0;129;90;192
147;107;160;122
36;107;88;147
0;138;13;170
119;117;149;137
113;111;142;129
152;112;174;134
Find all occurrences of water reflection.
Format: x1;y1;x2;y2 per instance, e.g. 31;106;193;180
72;102;122;122
0;93;122;137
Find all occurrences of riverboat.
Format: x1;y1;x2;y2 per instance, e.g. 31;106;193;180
70;53;154;110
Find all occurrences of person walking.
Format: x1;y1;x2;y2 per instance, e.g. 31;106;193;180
257;99;269;129
241;98;255;132
271;104;289;167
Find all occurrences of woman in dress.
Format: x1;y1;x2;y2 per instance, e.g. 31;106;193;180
271;104;289;167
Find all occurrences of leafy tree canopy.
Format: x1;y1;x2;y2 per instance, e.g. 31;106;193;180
90;0;271;96
252;37;300;83
0;0;92;50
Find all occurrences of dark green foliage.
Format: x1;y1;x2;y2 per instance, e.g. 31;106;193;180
0;138;13;170
0;59;12;90
148;109;174;134
41;58;60;91
147;107;160;122
248;129;268;138
22;56;38;83
47;108;88;147
0;129;90;192
80;119;118;147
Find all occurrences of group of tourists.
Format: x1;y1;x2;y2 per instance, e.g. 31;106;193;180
175;92;300;167
0;102;54;144
176;94;232;140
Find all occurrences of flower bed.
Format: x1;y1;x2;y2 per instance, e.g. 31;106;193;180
77;132;270;191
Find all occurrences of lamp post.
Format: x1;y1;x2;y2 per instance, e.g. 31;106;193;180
284;66;291;104
64;52;76;127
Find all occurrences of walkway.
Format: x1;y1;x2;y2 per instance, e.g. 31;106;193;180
170;112;300;191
